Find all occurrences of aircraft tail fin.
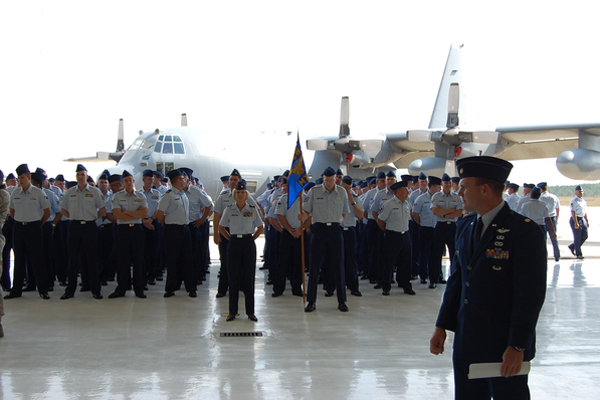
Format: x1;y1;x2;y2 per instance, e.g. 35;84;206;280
428;44;465;130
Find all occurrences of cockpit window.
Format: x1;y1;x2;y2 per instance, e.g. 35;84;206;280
153;133;186;155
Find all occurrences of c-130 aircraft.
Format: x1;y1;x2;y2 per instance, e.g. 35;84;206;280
67;44;600;197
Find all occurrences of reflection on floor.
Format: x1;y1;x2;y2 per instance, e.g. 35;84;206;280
0;256;599;399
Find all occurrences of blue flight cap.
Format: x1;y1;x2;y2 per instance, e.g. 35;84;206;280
418;172;427;180
230;169;242;178
412;176;419;184
35;167;46;175
98;172;110;181
16;164;30;176
531;187;541;199
315;178;323;185
441;173;451;182
76;164;87;172
142;169;154;178
166;169;184;181
386;170;396;178
304;182;316;191
390;181;408;192
336;168;344;176
6;173;16;181
428;176;442;185
400;174;412;182
234;181;247;191
456;156;513;183
360;181;368;188
108;174;122;183
220;176;229;183
537;182;548;189
122;170;133;179
451;177;460;184
31;172;46;183
342;176;353;185
179;167;193;179
66;181;77;189
154;171;165;179
523;183;535;189
86;176;95;184
507;183;519;190
575;185;582;191
323;167;336;177
376;172;386;180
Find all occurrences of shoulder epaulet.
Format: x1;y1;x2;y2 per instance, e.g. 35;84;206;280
166;189;172;194
249;204;256;208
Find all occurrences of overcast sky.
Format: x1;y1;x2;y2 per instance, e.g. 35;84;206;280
1;0;599;187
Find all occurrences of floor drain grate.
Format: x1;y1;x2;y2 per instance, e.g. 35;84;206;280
220;332;264;338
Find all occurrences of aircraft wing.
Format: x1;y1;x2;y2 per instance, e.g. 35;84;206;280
495;123;600;161
63;152;113;162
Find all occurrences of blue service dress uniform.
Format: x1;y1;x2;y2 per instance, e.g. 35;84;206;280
60;183;106;298
157;187;197;296
220;201;263;317
7;185;51;298
112;189;148;296
273;192;304;296
569;194;588;258
429;190;463;285
140;186;161;282
435;203;547;399
303;183;350;307
377;195;412;294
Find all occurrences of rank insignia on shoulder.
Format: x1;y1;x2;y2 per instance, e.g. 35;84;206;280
166;190;172;194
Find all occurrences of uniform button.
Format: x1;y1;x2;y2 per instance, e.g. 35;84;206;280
467;265;472;271
466;282;471;287
464;299;469;305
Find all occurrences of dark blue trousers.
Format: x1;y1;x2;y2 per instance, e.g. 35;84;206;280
66;221;101;296
227;235;256;316
307;223;346;304
452;352;530;400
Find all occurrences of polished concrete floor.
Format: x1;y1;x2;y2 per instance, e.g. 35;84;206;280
1;215;600;399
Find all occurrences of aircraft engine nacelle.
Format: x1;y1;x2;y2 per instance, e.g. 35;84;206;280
556;148;600;180
407;157;446;177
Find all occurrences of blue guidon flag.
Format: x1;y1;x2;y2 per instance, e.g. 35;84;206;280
288;133;308;209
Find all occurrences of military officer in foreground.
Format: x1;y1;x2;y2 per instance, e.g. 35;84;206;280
430;156;547;400
299;166;350;313
569;185;588;259
108;171;148;299
59;164;106;300
377;180;414;295
156;169;197;298
4;164;51;300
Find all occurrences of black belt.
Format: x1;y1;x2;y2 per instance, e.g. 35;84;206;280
73;220;95;225
437;221;456;225
231;234;252;239
119;223;141;227
17;220;41;225
315;222;340;227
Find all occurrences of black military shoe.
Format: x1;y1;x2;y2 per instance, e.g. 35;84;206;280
338;303;349;312
304;302;316;312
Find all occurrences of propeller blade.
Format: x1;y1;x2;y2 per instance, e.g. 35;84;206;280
339;96;350;138
306;139;331;151
446;83;459;128
116;119;124;152
407;130;434;142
